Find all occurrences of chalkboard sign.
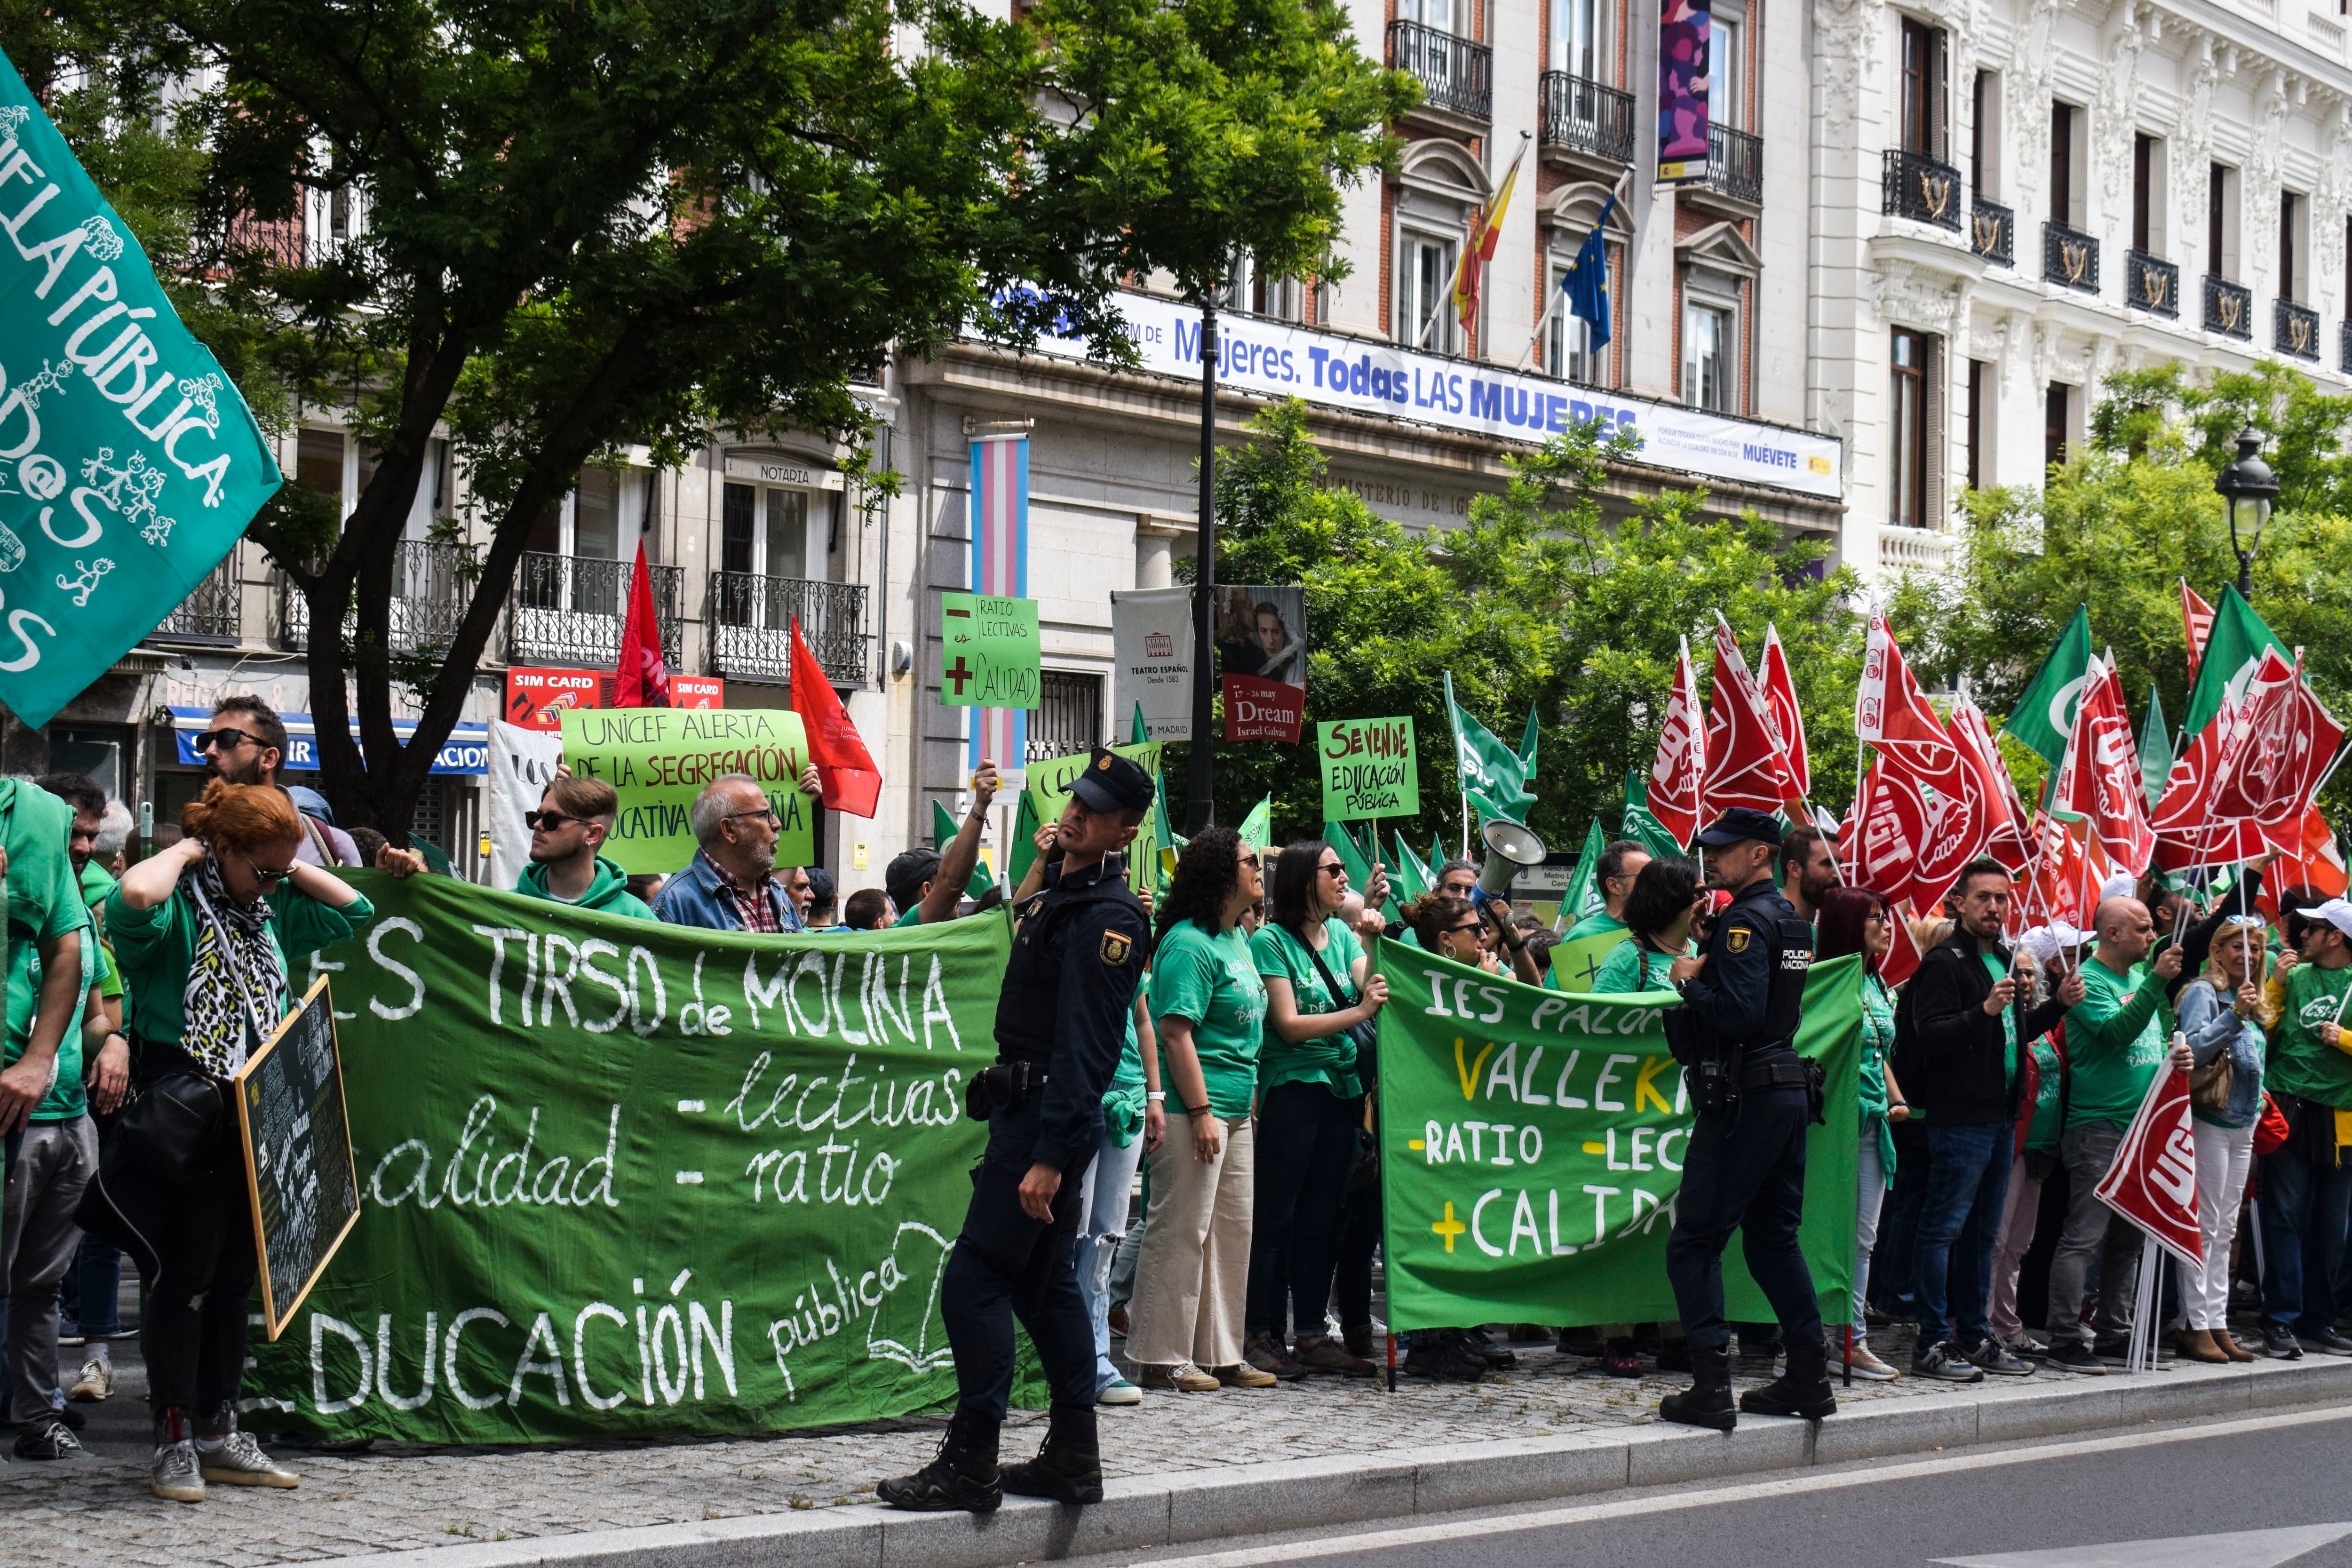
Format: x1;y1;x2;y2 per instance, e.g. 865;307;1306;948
235;976;361;1341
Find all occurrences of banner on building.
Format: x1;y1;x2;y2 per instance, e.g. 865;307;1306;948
1217;584;1306;743
1376;946;1862;1330
504;668;720;732
0;52;286;729
1112;586;1195;742
558;706;815;874
242;876;1009;1441
968;434;1029;771
1655;0;1714;182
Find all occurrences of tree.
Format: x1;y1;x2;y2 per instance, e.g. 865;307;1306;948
4;0;1402;834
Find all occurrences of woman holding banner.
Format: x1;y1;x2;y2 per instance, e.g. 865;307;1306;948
91;781;413;1503
2174;916;2267;1363
1590;857;1704;995
1815;887;1908;1381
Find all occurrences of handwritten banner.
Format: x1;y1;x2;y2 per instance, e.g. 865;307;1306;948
940;592;1041;710
559;707;815;874
1319;717;1419;820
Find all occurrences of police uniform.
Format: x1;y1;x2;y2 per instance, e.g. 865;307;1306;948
880;748;1154;1513
1659;807;1832;1427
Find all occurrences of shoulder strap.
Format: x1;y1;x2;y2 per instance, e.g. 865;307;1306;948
1302;924;1357;1008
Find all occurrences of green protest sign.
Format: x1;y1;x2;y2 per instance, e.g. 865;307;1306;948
244;874;1013;1441
940;593;1041;709
559;707;815;874
1025;740;1161;897
0;53;285;729
1376;947;1862;1330
1319;717;1419;820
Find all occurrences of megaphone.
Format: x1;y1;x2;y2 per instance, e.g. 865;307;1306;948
1477;818;1548;897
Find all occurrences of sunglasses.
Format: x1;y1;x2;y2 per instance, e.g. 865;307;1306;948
524;810;581;830
194;727;258;753
242;851;294;888
1240;853;1261;869
1317;862;1347;877
1444;920;1484;936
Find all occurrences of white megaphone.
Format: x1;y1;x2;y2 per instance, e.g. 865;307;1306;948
1477;818;1548;897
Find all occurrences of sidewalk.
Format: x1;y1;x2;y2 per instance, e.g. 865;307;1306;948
9;1324;2352;1568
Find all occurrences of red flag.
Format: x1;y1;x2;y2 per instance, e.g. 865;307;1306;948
2258;659;2345;848
1841;755;1931;907
2259;807;2348;918
2210;648;2301;821
789;617;881;818
1951;694;2033;874
1702;616;1798;815
2055;657;2155;876
612;542;671;708
1876;904;1924;987
2181;580;2215;681
1760;623;1811;800
1648;636;1706;849
1909;707;2001;904
1855;614;1964;796
2093;1061;2203;1268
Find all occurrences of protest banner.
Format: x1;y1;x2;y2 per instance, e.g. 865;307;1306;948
243;875;1012;1441
1376;947;1862;1329
1216;585;1305;742
940;593;1041;710
1027;740;1163;896
559;707;815;874
1112;586;1195;742
1319;717;1419;820
0;53;286;729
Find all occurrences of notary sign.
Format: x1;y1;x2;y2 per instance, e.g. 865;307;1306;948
237;977;361;1341
1319;717;1419;820
0;51;284;729
939;592;1041;710
559;707;816;874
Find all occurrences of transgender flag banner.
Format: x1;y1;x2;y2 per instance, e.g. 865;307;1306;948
969;433;1030;771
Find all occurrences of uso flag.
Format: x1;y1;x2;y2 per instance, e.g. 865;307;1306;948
969;431;1029;770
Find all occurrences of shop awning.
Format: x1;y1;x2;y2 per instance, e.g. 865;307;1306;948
167;708;489;776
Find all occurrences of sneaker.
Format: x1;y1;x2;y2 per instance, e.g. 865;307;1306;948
13;1416;89;1461
1997;1331;2049;1359
1243;1336;1306;1380
197;1429;300;1488
2300;1325;2352;1357
1402;1332;1486;1383
1966;1340;2035;1377
46;1402;85;1432
54;1327;86;1347
151;1440;205;1502
2044;1339;2106;1375
2091;1335;2142;1367
1845;1343;1900;1381
1294;1336;1377;1377
2259;1321;2305;1360
1910;1341;1986;1383
1212;1361;1278;1389
1096;1379;1142;1406
68;1355;111;1403
1105;1307;1129;1337
1138;1361;1220;1393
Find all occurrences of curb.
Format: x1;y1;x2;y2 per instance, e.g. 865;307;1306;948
311;1355;2352;1568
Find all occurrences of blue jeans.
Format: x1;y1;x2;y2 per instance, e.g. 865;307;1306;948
1910;1122;2012;1352
1074;1124;1144;1392
2258;1144;2352;1332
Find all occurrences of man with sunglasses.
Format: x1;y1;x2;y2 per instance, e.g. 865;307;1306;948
650;773;807;932
196;697;362;868
516;777;653;922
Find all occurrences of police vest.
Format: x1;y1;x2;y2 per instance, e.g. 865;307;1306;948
1752;905;1813;1056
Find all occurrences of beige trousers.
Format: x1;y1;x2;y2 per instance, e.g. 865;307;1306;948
1128;1115;1256;1370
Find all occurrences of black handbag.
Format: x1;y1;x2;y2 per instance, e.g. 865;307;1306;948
117;1071;226;1184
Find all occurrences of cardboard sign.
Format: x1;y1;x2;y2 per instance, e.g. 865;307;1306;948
559;707;816;873
505;669;723;731
237;977;361;1341
940;593;1041;709
1319;717;1419;819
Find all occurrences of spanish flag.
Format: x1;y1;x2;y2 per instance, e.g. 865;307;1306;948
1452;133;1530;332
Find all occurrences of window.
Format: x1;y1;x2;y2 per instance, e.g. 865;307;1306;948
1965;358;1989;492
1971;71;1999;197
1549;255;1611;385
720;483;808;581
2281;191;2307;302
1889;330;1934;528
295;429;345;505
1398;0;1456;31
1708;14;1741;128
1399;230;1460;352
1552;0;1600;78
1027;670;1104;764
1684;302;1732;412
2132;134;2157;253
1900;20;1945;157
2050;103;2077;225
2045;383;2070;471
1229;254;1304;323
2208;163;2238;279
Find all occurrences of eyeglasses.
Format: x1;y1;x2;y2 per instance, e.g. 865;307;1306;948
725;807;781;827
194;727;258;753
524;810;581;831
242;851;294;888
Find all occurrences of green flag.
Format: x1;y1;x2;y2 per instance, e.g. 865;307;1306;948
0;56;286;730
1375;945;1863;1329
1393;832;1433;899
2003;606;2094;766
1564;820;1608;924
1325;819;1400;923
1548;820;1631;992
2182;585;2288;738
1620;769;1687;858
931;800;997;898
1237;796;1273;854
1008;789;1042;890
2138;684;2173;812
1443;673;1538;824
1131;701;1150;747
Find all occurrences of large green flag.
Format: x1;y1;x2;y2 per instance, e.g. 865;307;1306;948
2182;585;2287;738
0;55;287;729
1620;769;1686;858
1443;673;1538;824
2003;605;2093;766
2138;685;2173;812
1376;947;1864;1329
244;875;1013;1441
931;800;997;898
1323;819;1399;923
1393;832;1433;899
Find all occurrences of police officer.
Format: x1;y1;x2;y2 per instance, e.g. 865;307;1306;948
1658;806;1834;1430
879;748;1156;1514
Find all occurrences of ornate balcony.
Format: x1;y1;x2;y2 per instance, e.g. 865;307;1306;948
2205;276;2253;339
2124;250;2180;318
1701;124;1764;206
707;573;871;685
2340;319;2352;374
1881;149;1963;232
1539;72;1635;167
2277;299;2322;361
279;540;471;654
1387;20;1491;122
509;552;683;669
148;557;240;645
2042;222;2099;294
1969;199;2014;267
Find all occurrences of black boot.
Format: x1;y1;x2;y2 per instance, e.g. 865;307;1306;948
1658;1342;1736;1431
1000;1403;1103;1505
1741;1328;1837;1420
877;1407;1003;1513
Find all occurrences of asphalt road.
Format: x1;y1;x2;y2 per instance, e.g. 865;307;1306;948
1071;1407;2352;1568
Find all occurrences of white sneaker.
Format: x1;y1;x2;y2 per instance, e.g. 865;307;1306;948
151;1440;205;1503
197;1429;300;1488
68;1354;111;1402
1097;1378;1143;1406
1846;1343;1901;1381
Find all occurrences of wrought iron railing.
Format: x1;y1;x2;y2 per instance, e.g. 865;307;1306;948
2340;319;2352;374
1538;71;1635;165
2277;299;2322;360
1969;198;2014;267
1881;148;1963;231
2042;221;2099;293
2124;250;2180;318
1702;124;1764;205
149;557;240;644
706;573;870;685
509;552;683;669
1387;19;1492;120
280;541;471;654
2205;275;2253;339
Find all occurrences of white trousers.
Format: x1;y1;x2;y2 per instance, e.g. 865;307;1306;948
2187;1119;2255;1330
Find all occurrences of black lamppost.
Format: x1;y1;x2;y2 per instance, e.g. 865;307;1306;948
2214;424;2278;601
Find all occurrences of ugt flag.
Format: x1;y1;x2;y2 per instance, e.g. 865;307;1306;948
0;52;283;728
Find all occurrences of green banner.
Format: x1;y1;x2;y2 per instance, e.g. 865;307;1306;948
0;52;286;729
1318;716;1420;820
558;707;815;875
244;875;1009;1441
1376;947;1862;1330
940;592;1041;708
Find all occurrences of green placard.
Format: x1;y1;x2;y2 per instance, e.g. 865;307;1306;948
1026;740;1162;897
559;707;816;874
940;593;1041;709
1318;716;1419;820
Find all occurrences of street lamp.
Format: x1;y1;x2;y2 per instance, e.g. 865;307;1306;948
2213;424;2278;601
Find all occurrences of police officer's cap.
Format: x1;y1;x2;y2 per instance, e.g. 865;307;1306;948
1068;747;1155;815
1692;806;1783;848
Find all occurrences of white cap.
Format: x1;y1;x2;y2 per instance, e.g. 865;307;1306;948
2309;897;2352;937
2017;923;2084;966
2098;871;2138;905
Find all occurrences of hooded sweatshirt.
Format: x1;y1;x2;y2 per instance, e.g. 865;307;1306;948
516;855;655;922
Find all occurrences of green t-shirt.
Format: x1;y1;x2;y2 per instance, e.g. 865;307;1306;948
1249;919;1366;1098
1591;935;1689;995
2268;961;2352;1110
3;781;92;1106
106;877;375;1053
1981;952;2019;1090
1552;912;1632;993
2064;956;2171;1129
2023;1038;2065;1152
1149;920;1266;1119
892;905;924;929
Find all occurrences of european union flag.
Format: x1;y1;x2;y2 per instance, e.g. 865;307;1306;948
1563;194;1617;353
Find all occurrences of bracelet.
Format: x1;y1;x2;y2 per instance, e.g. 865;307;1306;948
1146;1090;1166;1102
1186;1105;1213;1119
